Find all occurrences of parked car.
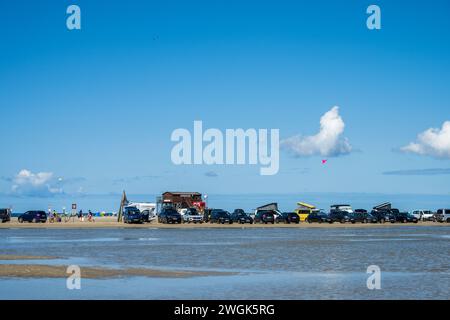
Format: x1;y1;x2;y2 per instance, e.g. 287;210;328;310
435;209;450;223
329;211;351;223
0;208;11;223
370;210;391;223
158;208;182;224
276;212;300;224
140;209;151;222
231;210;253;224
330;204;353;214
254;210;275;224
123;206;144;224
349;211;378;224
18;211;47;223
305;211;333;224
209;210;233;224
411;210;434;221
182;207;203;224
388;212;419;223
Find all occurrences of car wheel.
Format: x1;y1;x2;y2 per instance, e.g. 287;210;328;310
307;219;311;224
363;219;368;224
403;219;407;223
380;218;385;224
447;218;450;223
18;217;23;223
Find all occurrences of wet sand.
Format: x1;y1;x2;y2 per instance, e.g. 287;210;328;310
0;217;446;229
0;264;235;279
0;253;234;279
0;255;58;260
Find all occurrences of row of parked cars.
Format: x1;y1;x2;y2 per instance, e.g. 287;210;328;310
4;206;450;225
155;204;450;225
156;207;298;225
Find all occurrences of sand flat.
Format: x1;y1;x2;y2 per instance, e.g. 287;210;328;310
0;264;235;279
0;255;58;261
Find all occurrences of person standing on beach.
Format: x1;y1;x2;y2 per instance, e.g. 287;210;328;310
78;209;83;222
88;210;94;222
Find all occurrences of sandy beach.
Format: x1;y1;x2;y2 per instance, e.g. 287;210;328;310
0;217;446;229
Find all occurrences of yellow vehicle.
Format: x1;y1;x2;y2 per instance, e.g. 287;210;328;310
294;202;316;222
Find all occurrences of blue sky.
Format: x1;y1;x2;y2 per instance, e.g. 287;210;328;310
1;1;450;211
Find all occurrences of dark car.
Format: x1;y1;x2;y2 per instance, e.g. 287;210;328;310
349;211;378;224
18;211;47;223
254;210;275;224
231;210;253;224
123;206;143;224
209;210;233;224
328;211;351;223
389;212;418;223
306;211;333;224
0;208;11;223
140;209;151;222
369;210;389;223
276;212;300;224
158;208;182;224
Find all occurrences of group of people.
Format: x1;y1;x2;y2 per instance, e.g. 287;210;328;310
47;209;95;223
77;210;95;222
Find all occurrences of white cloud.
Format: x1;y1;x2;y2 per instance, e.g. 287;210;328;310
401;121;450;159
11;169;63;197
281;106;352;157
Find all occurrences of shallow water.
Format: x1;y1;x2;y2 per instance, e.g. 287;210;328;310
0;226;449;299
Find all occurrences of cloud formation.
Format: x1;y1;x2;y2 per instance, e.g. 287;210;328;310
401;121;450;159
204;171;218;177
11;169;74;197
11;169;63;197
383;168;450;176
281;106;352;157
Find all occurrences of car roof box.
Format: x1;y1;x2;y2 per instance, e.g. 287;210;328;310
373;202;391;210
256;203;278;211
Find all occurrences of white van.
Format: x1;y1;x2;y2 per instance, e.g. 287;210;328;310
412;210;434;221
436;209;450;223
